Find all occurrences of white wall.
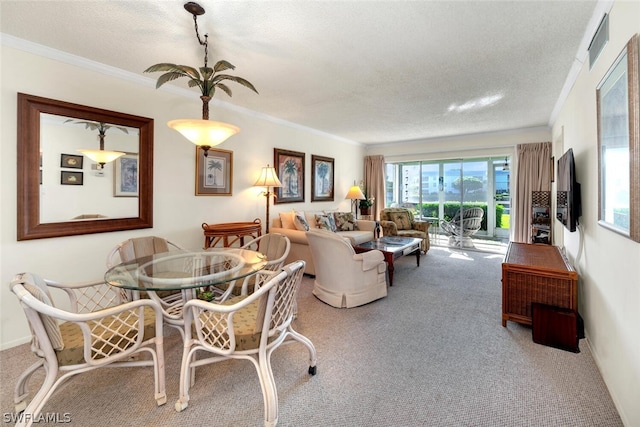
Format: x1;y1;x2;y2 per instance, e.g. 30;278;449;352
0;43;365;349
365;126;551;162
551;2;640;425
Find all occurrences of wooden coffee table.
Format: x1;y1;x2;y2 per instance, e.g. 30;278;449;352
353;236;422;286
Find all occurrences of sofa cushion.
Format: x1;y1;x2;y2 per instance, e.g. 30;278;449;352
293;211;310;231
279;211;296;229
389;211;412;230
333;212;359;231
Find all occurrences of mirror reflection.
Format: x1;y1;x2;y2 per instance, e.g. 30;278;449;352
17;93;153;241
40;114;140;223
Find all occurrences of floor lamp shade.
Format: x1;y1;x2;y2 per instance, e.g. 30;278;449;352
345;184;365;218
254;165;282;233
345;185;365;200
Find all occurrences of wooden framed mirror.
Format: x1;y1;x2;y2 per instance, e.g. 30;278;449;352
17;93;154;240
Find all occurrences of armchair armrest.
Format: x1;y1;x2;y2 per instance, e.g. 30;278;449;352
412;220;429;233
380;220;398;236
353;250;385;271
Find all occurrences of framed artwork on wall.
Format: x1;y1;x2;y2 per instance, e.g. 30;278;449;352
196;147;233;196
311;155;334;202
114;153;138;197
274;148;305;204
60;153;83;169
596;34;639;242
61;171;83;185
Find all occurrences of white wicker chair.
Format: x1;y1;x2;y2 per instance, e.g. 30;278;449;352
106;236;189;338
175;261;317;427
238;233;290;295
9;273;166;427
439;207;485;248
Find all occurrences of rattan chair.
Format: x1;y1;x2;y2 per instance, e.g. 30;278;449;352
9;273;166;427
439;207;485;248
106;236;191;338
175;261;317;427
238;233;290;295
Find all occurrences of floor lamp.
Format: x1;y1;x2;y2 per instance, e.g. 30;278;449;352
345;183;365;219
254;165;282;233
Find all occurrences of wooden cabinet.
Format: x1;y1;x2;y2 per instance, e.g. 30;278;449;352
531;191;552;244
502;242;578;327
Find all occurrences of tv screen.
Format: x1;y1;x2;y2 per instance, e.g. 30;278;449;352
556;149;582;232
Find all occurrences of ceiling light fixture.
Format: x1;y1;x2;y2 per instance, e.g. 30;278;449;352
145;1;258;157
68;120;127;169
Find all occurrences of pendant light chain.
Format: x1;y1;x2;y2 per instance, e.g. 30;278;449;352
192;14;208;68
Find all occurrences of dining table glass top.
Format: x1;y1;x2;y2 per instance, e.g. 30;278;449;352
104;248;268;291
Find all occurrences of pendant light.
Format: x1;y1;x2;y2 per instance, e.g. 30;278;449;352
145;2;258;157
67;120;127;169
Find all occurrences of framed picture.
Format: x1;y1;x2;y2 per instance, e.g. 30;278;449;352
596;34;639;242
274;148;305;204
196;147;233;196
60;153;83;169
114;153;139;197
311;155;334;202
61;171;83;185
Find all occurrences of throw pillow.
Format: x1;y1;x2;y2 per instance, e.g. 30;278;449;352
333;212;359;231
314;214;335;232
293;211;310;231
326;214;337;232
279;211;296;229
389;211;412;230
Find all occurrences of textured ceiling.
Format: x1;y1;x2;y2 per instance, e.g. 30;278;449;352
1;1;599;145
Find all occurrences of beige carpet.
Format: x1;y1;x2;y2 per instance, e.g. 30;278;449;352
0;247;622;426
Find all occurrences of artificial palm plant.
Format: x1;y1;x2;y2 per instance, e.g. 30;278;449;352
144;61;258;120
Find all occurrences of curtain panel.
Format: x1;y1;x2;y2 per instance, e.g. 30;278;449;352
513;142;552;243
364;155;385;220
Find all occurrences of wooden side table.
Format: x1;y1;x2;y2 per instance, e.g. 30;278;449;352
202;219;262;249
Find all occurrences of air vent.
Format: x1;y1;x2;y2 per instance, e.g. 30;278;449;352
588;14;608;70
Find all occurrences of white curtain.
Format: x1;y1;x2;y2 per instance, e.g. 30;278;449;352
513;142;552;243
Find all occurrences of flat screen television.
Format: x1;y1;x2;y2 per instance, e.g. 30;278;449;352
556;148;582;232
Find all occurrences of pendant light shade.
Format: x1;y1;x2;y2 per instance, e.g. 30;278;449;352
167;119;240;148
77;149;126;164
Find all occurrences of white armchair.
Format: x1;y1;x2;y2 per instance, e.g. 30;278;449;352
306;230;387;308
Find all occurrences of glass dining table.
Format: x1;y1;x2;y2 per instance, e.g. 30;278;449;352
104;248;268;298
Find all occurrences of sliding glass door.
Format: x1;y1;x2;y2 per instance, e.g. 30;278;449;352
385;156;510;242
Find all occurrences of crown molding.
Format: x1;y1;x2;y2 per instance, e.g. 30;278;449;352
1;33;359;146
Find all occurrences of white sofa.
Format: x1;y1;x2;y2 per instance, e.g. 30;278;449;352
270;210;378;275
